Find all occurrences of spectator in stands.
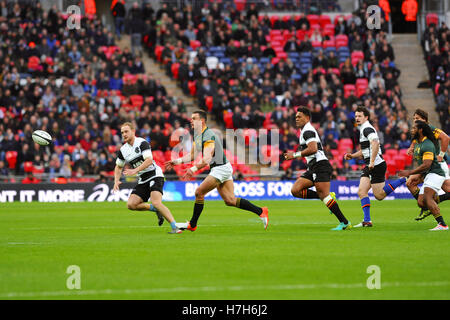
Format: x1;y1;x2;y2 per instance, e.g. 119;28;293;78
128;2;144;56
111;0;126;39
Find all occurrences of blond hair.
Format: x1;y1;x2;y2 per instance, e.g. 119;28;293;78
120;122;135;130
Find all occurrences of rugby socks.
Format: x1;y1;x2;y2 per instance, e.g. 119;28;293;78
170;221;177;229
434;215;447;227
360;196;371;222
190;199;204;228
323;195;348;224
300;189;320;199
236;198;263;216
411;187;420;200
437;193;450;203
149;204;157;212
383;178;407;196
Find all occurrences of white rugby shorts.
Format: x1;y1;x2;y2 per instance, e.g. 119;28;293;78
209;162;233;184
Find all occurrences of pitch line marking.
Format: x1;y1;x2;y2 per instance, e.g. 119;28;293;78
7;222;329;231
1;281;449;298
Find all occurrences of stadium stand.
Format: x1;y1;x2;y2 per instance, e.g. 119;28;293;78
0;0;417;183
420;16;450;133
149;0;412;179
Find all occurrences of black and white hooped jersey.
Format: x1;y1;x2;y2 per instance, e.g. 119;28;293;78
358;120;384;166
116;137;163;184
299;122;328;168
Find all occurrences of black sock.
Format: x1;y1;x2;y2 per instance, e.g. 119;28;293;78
411;188;420;200
326;199;348;224
302;189;320;199
435;216;447;226
236;198;263;216
190;200;204;228
438;193;450;203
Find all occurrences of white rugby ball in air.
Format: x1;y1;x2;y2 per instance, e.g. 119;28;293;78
32;130;52;146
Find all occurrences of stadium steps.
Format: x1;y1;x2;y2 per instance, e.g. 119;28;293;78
115;35;220;128
391;34;438;125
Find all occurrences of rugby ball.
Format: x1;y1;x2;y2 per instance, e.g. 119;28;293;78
32;130;52;146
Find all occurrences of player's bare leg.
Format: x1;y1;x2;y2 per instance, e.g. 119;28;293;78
408;175;450;221
127;194;150;211
420;188;448;231
291;178;316;199
217;179;269;229
127;194;180;233
150;191;175;224
183;175;220;231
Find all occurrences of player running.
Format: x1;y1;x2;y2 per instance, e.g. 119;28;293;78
165;110;269;232
405;109;449;221
399;121;448;231
284;107;351;231
113;122;182;234
344;107;406;228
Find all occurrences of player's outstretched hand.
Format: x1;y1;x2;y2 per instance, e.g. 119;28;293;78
397;170;410;178
406;147;414;156
283;152;294;160
113;181;122;193
123;168;137;176
344;153;352;160
182;168;194;181
164;161;174;171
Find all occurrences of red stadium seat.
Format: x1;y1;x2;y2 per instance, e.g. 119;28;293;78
269;30;282;37
344;84;356;98
235;0;246;11
394;156;405;170
107;145;117;154
205;96;213;111
296;30;306;41
311;41;322;48
154;45;164;62
385;149;399;158
323;40;335;48
130;94;144;108
188;81;196;96
171;63;180;79
270;15;279;28
5;151;18;169
190;40;201;50
307;14;319;26
335;34;348;46
426;13;438;26
323;24;335;36
351;51;364;66
224;111;234;129
319;15;331;28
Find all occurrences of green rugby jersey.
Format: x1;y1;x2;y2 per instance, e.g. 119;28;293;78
412;124;447;162
193;127;228;168
413;137;445;176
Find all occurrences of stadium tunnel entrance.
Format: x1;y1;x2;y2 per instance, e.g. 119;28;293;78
390;0;418;33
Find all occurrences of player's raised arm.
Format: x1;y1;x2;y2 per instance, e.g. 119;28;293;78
435;129;449;162
182;142;214;180
165;147;195;170
344;149;363;160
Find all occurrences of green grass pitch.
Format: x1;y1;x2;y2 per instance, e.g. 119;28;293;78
0;200;449;300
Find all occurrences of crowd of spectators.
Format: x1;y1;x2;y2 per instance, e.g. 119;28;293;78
422;17;450;133
0;1;191;182
144;1;412;175
0;0;419;183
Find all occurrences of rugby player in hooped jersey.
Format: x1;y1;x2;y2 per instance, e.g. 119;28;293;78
113;122;182;234
284;107;352;231
344;107;406;228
